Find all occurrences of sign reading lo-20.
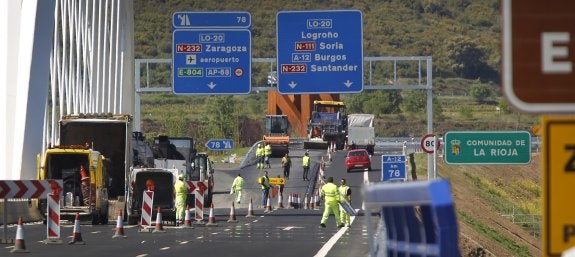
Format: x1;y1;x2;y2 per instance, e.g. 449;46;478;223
172;12;251;95
276;10;363;94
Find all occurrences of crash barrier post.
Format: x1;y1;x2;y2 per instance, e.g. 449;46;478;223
45;193;62;244
363;179;461;257
0;180;62;244
184;181;206;224
140;190;154;229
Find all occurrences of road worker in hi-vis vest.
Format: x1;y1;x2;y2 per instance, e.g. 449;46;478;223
256;144;264;169
319;177;344;228
174;174;187;226
338;179;352;227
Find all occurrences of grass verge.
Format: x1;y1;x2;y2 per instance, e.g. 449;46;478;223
458;210;533;257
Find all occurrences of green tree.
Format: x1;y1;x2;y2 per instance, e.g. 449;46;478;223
469;84;492;103
401;90;445;120
445;36;489;79
402;90;427;113
205;95;238;139
347;90;402;116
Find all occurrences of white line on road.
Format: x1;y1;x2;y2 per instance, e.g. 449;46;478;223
160;247;170;250
313;215;357;257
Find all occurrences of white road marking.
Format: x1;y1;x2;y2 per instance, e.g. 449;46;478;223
135;254;148;257
313;215;357;257
179;241;189;244
282;226;304;231
160;247;170;250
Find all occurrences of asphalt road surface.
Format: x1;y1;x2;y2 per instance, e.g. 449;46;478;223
1;148;388;257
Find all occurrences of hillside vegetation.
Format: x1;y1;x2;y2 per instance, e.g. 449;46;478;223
134;0;538;149
134;1;544;256
410;153;542;256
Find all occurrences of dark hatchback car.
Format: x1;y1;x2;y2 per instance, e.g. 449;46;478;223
345;149;372;172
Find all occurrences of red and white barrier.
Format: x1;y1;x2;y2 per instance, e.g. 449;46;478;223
140;190;154;228
0;180;62;198
185;181;207;222
45;193;62;244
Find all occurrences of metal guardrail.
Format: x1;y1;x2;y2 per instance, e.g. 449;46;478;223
289;136;542;153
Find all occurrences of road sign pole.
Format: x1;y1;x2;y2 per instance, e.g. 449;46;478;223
433;136;437;179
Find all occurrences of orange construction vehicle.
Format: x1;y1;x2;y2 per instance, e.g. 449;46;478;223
263;115;290;157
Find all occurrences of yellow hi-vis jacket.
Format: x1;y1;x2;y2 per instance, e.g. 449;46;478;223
320;182;340;204
302;155;310;167
232;176;245;191
260;175;271;190
338;185;351;202
264;144;271;156
256;146;264;157
174;180;187;199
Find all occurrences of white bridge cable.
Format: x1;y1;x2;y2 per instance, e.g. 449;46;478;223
45;0;130;149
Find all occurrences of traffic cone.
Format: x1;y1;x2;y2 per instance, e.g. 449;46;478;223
304;194;309;209
11;216;29;253
152;207;166;233
287;193;294;209
276;192;284;209
328;152;332;162
310;194;316;210
264;194;272;213
183;205;193;228
344;140;348;150
246;199;255;217
227;202;238;223
68;212;85;245
206;203;218;227
112;210;126;238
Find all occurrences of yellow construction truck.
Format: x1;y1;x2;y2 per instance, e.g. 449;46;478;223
37;145;110;224
38;113;133;224
263;114;290;157
304;100;348;150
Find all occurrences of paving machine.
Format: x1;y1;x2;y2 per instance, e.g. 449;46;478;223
304;100;347;150
263;114;290;157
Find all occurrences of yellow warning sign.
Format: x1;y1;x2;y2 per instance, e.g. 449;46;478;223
269;177;285;185
543;116;575;256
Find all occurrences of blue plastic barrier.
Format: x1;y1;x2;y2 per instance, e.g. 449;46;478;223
363;179;460;257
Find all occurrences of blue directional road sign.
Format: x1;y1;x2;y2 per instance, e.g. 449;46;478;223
172;29;251;94
205;139;234;150
276;10;363;94
172;12;251;29
381;155;407;182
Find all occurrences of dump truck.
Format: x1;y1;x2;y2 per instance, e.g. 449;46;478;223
304;100;348;150
263;114;290;157
38;113;133;223
347;114;375;155
37;145;110;224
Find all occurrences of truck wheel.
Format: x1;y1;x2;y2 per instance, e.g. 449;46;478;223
91;213;100;225
127;214;138;225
